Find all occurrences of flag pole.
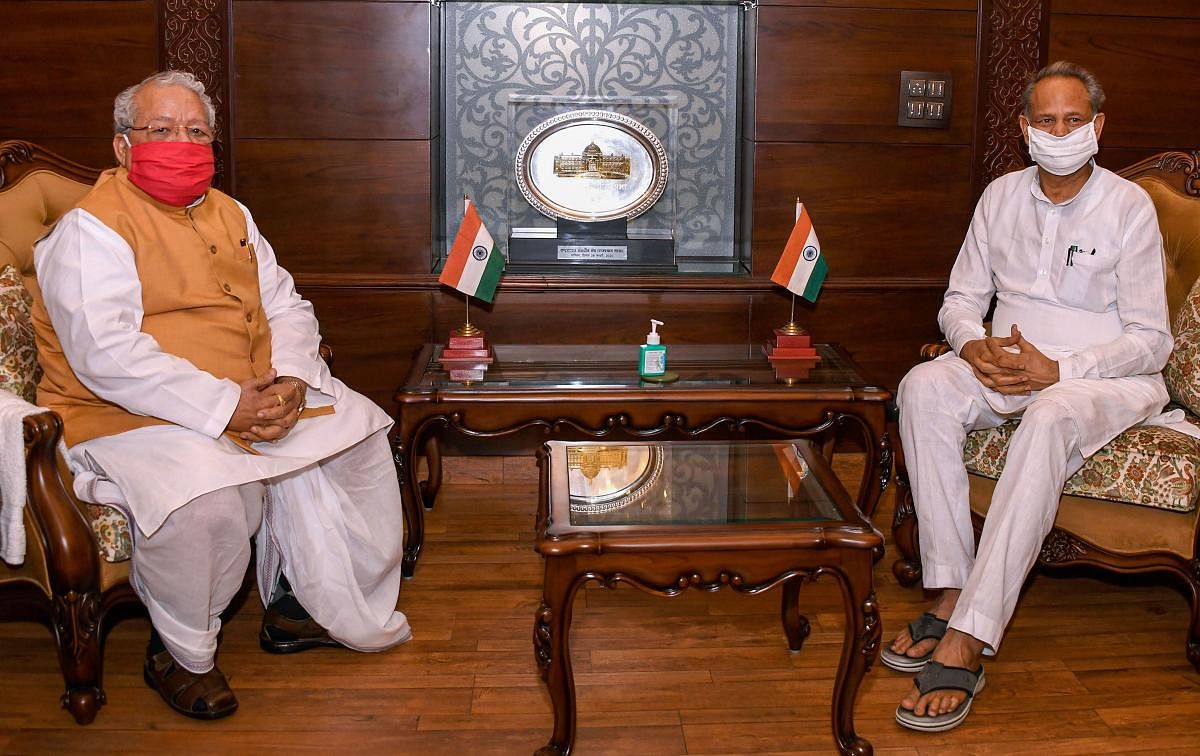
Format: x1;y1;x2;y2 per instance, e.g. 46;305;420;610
458;292;481;336
456;193;481;337
780;197;805;336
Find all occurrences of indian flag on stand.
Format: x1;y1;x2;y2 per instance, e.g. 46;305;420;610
439;198;504;303
770;201;827;303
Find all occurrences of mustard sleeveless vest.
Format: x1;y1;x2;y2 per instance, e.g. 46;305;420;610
34;168;273;445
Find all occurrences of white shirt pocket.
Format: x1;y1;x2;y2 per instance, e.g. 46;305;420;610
1056;246;1114;310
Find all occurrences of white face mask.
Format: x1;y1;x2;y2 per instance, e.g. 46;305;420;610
1026;117;1099;176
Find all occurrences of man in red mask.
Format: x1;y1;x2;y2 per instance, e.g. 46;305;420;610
31;71;412;720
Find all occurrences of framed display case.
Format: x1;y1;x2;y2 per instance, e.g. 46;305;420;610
437;1;753;275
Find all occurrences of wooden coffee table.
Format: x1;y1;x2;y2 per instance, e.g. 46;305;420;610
534;438;883;755
394;343;891;577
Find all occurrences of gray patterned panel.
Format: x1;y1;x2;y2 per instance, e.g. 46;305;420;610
442;2;742;263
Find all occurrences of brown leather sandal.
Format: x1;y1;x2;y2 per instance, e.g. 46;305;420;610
143;646;238;720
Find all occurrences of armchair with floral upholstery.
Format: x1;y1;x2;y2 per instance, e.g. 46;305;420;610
891;149;1200;671
0;140;140;724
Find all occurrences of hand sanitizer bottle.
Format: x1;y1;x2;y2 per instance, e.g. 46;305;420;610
639;319;667;378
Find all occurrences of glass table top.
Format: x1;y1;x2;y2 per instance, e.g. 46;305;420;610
412;343;876;392
546;439;853;531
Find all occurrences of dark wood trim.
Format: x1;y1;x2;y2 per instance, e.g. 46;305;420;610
0;141;101;188
158;0;234;193
972;0;1048;201
294;273;949;293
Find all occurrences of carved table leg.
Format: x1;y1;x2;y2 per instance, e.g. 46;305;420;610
421;435;442;511
399;434;426;579
830;555;879;756
780;576;811;652
534;560;583;756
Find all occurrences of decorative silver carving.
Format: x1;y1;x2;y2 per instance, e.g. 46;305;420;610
443;3;739;259
516;110;669;222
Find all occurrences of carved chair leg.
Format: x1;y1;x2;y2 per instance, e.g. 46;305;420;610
888;412;923;587
52;589;106;724
1184;558;1200;673
891;483;922;587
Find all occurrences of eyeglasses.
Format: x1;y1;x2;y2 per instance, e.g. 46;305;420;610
124;122;214;145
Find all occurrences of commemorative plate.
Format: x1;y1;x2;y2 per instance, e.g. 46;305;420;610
515;109;668;222
566;444;664;514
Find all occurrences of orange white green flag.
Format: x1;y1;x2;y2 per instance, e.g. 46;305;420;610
439;198;504;303
770;201;827;303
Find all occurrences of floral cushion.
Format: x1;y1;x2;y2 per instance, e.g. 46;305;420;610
1165;275;1200;416
0;264;132;561
0;264;41;403
87;504;133;562
963;414;1200;513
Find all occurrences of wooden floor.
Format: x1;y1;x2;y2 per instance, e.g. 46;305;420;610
3;454;1200;754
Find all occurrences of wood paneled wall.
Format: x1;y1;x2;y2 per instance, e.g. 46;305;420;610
2;0;1197;409
0;1;158;168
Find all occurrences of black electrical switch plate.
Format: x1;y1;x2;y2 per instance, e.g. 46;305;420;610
899;70;952;128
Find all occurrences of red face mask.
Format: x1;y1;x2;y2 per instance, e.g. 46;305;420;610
126;140;214;206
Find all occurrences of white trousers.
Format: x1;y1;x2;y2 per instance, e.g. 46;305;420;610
129;429;411;672
897;355;1167;651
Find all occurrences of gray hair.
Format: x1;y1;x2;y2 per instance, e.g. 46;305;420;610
113;70;216;134
1022;61;1106;118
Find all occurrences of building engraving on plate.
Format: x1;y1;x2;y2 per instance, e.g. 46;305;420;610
558;245;629;261
554;142;631;180
568;446;628;480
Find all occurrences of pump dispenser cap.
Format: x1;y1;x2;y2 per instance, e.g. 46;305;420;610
646;319;663;345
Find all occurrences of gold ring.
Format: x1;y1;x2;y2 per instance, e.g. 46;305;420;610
276;393;285;408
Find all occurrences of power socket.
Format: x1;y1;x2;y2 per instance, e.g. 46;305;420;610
898;71;952;129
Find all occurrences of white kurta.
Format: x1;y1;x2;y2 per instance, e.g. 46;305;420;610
35;198;411;668
899;163;1175;650
35;200;393;529
940;165;1172;406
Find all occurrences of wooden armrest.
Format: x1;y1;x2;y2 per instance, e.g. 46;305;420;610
22;410;100;588
920;342;952;361
319;342;333;370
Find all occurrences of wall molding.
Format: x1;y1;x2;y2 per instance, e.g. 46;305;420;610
293;273;949;294
973;0;1048;200
159;0;234;192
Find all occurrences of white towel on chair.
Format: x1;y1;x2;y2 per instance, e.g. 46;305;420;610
0;389;48;566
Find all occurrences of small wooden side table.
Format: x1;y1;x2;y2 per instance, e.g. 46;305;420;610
533;439;883;755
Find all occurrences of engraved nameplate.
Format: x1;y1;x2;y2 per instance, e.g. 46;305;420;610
557;245;629;261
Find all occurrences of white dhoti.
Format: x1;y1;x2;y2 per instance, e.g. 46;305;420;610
897;353;1168;651
68;382;411;671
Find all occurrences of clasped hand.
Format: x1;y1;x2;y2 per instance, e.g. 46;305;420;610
959;324;1059;395
224;369;308;443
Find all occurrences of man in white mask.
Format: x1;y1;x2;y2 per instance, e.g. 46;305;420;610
881;61;1172;731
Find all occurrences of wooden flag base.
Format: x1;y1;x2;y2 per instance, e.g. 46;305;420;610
441;326;495;363
441;326;494;383
763;325;819;383
763;326;820;361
